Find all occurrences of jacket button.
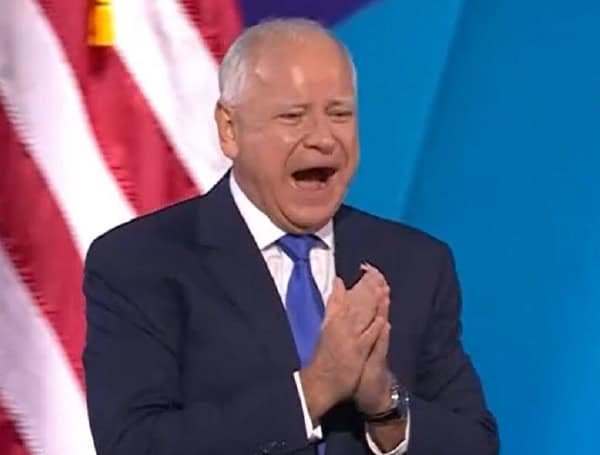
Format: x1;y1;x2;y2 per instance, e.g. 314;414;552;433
258;441;278;454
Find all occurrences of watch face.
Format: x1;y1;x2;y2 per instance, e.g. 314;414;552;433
363;376;410;424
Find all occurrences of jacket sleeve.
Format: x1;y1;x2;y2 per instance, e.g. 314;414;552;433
82;244;311;455
408;244;499;454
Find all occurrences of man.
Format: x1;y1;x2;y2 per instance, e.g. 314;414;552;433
83;18;498;454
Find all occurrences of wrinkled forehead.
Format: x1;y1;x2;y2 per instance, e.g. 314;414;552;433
245;34;356;102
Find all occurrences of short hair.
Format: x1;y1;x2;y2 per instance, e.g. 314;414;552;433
218;18;357;105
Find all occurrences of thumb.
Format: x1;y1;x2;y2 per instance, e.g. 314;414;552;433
325;277;346;317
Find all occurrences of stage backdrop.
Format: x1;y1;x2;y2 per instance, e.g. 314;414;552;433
331;1;600;454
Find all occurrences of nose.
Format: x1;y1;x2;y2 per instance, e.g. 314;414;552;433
303;114;335;154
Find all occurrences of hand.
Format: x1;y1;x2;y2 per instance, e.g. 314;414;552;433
345;263;386;333
354;265;394;415
300;277;386;422
352;266;407;452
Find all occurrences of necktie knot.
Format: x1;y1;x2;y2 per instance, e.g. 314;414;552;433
277;234;320;263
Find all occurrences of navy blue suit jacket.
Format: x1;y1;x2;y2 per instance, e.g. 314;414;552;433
83;175;498;454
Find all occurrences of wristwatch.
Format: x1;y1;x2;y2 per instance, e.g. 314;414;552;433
362;376;410;424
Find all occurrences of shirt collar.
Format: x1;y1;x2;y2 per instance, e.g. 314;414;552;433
229;173;334;251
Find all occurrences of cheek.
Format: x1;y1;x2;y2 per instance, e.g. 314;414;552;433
333;122;358;149
254;131;302;175
247;125;303;152
339;133;359;170
239;139;290;183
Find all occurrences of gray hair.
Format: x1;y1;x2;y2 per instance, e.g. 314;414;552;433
218;18;357;105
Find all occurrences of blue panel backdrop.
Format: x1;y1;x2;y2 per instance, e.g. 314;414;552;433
241;1;600;453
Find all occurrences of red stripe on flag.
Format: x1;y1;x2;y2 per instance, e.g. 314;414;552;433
0;404;29;455
0;104;85;455
178;0;243;63
37;0;199;214
87;48;200;212
0;106;86;382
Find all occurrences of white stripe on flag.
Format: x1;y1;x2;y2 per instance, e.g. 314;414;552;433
0;0;134;257
0;246;96;455
113;0;231;192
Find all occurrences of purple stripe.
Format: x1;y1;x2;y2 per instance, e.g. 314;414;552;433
238;0;376;27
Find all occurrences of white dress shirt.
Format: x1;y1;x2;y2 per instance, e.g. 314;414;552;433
229;174;408;454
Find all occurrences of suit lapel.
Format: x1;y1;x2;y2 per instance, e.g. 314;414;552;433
195;176;300;373
334;206;367;289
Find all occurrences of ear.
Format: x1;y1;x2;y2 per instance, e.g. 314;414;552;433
214;101;239;160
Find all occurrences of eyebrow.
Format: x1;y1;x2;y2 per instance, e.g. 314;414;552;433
277;102;310;110
327;98;356;108
275;97;356;110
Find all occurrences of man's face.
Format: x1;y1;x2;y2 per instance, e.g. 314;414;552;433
216;33;359;234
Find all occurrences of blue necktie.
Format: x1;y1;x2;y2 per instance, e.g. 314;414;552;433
278;234;324;366
278;234;326;454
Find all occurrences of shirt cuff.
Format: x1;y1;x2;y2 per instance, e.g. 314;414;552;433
365;410;411;455
293;371;323;441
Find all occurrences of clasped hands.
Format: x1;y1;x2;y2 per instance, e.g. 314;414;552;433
300;263;394;422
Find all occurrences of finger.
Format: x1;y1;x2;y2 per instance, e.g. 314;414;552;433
347;286;378;334
349;270;386;332
325;277;347;319
358;316;385;357
362;277;389;318
351;300;378;335
334;276;346;294
369;321;391;363
348;272;376;309
374;282;390;305
362;272;388;305
362;265;390;308
375;294;390;321
363;263;387;288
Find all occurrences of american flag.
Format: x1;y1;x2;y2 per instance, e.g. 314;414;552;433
0;1;241;453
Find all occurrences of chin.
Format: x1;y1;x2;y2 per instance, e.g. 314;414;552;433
287;203;340;233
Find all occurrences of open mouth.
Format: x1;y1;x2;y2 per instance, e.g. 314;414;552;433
291;166;337;190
